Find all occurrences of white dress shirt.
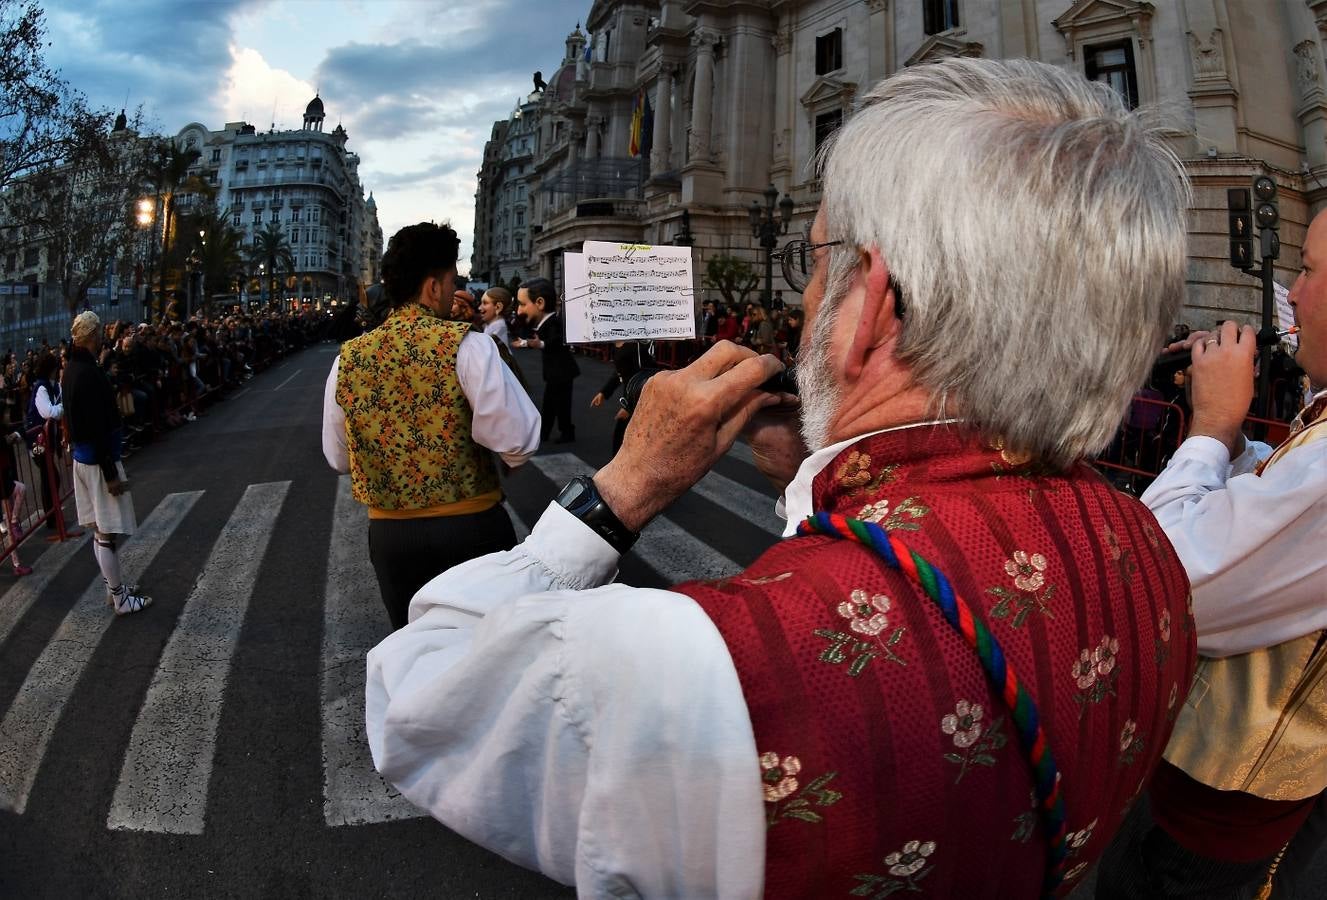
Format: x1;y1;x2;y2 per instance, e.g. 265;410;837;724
321;330;540;474
483;317;511;348
1141;422;1327;658
34;385;62;420
364;421;960;898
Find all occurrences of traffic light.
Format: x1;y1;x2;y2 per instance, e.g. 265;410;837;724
1252;174;1280;260
1228;188;1253;269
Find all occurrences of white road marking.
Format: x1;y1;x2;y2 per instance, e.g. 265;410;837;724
694;470;781;536
504;501;530;541
727;440;756;467
527;454;743;582
272;369;302;392
0;534;90;648
107;482;291;834
0;491;203;815
321;476;422;826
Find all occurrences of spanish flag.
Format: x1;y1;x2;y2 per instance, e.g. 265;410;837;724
628;90;653;158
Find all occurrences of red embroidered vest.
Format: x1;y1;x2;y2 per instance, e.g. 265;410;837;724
673;426;1195;898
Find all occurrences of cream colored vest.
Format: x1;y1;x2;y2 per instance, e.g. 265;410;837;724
1163;399;1327;800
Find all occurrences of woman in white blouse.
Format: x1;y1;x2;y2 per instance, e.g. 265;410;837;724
479;287;512;347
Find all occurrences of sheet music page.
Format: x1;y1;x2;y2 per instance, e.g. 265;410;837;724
563;241;695;343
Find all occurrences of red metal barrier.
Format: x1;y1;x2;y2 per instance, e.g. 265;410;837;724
1094;397;1188;484
0;421;82;570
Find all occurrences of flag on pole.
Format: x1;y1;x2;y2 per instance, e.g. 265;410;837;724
629;90;646;157
629;90;654;158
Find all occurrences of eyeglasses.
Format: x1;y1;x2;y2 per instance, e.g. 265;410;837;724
771;238;906;319
771;239;842;293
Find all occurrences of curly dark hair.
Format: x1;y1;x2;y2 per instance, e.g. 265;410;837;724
381;222;460;308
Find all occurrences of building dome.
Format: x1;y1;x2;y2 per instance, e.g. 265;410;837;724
305;94;325;117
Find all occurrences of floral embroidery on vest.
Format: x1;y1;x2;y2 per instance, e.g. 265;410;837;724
1073;635;1121;714
985;549;1056;628
835;450;897;496
940;700;1008;783
761;752;843;827
851;840;937;896
818;588;909;672
857;496;930;531
1104;527;1138;583
1118;719;1145;766
1155;609;1172;667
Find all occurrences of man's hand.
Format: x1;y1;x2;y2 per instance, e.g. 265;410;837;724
590;392;605;408
741;394;807;493
1188;321;1256;457
107;479;130;497
594;341;785;532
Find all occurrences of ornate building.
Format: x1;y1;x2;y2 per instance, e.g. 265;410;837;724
475;1;1327;324
174;93;381;304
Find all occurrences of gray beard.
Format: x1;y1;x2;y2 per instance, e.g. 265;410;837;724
796;298;842;453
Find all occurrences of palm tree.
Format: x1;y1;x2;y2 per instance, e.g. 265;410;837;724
193;206;246;313
148;140;208;318
249;221;295;307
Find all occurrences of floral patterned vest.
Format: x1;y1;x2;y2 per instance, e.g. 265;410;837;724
673;426;1195;898
336;305;498;510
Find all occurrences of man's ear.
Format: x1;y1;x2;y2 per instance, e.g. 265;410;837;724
843;246;901;382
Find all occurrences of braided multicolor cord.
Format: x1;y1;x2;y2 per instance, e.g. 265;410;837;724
798;512;1068;896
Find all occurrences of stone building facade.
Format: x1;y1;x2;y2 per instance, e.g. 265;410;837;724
174;94;381;304
474;0;1327;327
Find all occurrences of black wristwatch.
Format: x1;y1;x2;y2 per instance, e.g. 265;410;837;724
555;475;639;554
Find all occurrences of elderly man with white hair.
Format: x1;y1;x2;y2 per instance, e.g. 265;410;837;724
366;59;1196;898
62;311;151;615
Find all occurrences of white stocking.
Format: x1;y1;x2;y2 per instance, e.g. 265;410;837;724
93;536;123;594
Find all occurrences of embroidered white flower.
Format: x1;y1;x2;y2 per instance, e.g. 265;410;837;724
1066;817;1098;849
1094;635;1120;677
1065;861;1090;881
759;752;801;802
1158;609;1172;643
1071;649;1097;690
1120;719;1137;752
884;839;936;877
858;499;890;522
1168;682;1179;710
837;588;891;637
1004;550;1048;592
940;700;984;749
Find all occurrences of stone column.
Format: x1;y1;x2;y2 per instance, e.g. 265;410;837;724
867;0;892;81
652;70;673;174
689;28;718;163
586;116;601;160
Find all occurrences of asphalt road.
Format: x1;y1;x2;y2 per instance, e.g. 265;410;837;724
0;342;784;899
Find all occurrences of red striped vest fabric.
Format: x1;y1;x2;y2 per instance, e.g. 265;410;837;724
673;426;1195;898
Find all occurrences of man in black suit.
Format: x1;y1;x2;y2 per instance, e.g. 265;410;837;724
514;277;579;443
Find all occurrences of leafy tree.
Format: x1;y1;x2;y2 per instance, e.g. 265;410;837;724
0;0;99;192
249;221;295;305
704;253;759;310
147;140;203;317
187;204;246;314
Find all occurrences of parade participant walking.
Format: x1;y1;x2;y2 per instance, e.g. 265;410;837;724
590;340;655;454
322;222;540;630
1098;212;1327;899
479;287;512;348
367;59;1195;898
513;277;579;444
62;312;150;615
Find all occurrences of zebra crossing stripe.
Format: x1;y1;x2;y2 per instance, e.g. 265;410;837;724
106;481;291;834
526;454;743;582
0;491;203;815
0;533;90;650
322;475;422;826
727;440;756;467
694;470;781;536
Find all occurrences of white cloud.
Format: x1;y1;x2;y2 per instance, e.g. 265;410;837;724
221;46;317;129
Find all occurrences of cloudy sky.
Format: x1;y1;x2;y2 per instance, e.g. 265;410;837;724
38;0;590;273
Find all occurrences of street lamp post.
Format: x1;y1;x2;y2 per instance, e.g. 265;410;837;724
136;198;155;321
748;183;794;308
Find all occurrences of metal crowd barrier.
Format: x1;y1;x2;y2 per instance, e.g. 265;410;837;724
0;420;83;569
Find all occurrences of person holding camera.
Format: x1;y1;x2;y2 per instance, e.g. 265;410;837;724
62;312;150;615
366;60;1195;897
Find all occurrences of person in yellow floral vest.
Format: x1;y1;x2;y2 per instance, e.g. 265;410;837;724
321;222;540;629
1098;211;1327;898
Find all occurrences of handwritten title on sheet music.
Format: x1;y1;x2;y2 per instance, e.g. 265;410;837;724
563;241;696;343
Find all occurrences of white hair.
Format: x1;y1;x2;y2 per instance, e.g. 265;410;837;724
820;58;1191;469
71;311;101;345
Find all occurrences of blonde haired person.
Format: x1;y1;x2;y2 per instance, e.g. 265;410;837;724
62;311;150;615
479;287;512;348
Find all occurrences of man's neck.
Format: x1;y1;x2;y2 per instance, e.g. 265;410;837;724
827;381;939;448
537;310;554;327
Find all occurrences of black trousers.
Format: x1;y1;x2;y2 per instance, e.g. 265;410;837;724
541;378;575;440
366;503;517;630
1096;794;1278;899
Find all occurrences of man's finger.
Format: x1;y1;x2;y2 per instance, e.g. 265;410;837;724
706;354;787;413
682;340;761;381
716;390;784;456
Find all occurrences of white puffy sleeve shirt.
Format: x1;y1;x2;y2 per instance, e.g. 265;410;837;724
1141;433;1327;657
321;330;541;474
364;501;765;899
